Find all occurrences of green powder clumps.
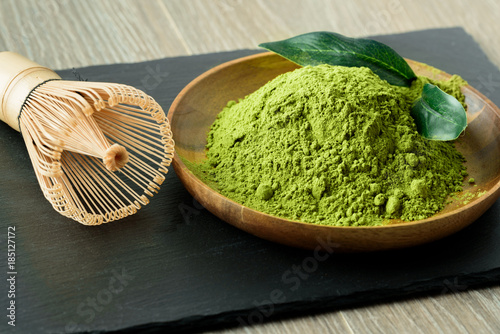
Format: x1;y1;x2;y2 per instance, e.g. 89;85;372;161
202;65;467;226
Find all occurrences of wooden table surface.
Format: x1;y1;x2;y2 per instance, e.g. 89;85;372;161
1;0;499;333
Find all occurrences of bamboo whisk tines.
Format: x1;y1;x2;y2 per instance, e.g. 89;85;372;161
0;52;174;225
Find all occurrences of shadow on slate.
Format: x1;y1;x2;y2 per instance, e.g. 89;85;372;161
0;27;499;334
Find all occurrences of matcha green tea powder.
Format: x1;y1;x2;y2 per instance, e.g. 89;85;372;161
204;64;467;226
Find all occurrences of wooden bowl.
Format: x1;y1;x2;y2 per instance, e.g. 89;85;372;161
168;52;500;252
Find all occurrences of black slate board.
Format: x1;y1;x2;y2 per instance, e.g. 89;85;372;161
1;28;500;334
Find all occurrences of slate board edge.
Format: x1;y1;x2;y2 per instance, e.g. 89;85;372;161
74;267;500;334
57;26;489;81
9;27;497;334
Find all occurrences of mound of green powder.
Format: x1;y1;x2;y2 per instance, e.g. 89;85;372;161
202;64;467;226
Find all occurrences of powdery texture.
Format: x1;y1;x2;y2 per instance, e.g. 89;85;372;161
204;65;467;226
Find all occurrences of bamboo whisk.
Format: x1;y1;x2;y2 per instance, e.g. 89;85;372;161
0;52;174;225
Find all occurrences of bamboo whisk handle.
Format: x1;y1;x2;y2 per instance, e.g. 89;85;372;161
0;51;61;132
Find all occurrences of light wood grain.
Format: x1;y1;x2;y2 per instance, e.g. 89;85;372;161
0;0;190;69
207;287;500;334
1;0;499;70
0;0;499;333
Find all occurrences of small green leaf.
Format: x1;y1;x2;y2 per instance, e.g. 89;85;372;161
411;84;467;141
259;31;417;87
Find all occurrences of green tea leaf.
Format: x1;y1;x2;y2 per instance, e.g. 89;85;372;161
411;83;467;141
259;31;417;87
